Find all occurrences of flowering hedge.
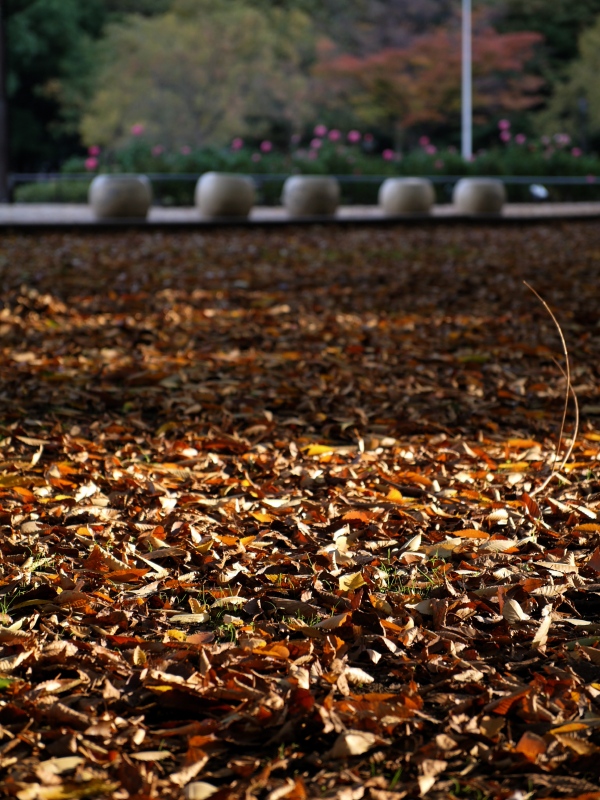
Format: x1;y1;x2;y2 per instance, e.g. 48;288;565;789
15;121;600;205
68;121;599;179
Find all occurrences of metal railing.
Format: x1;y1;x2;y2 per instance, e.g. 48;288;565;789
7;171;599;204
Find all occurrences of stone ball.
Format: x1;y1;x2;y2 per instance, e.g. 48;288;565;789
378;177;435;215
195;172;255;217
282;176;340;217
89;175;152;219
452;178;506;215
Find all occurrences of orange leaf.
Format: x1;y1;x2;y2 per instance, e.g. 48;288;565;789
106;569;150;583
342;510;375;523
11;486;35;501
515;730;546;760
507;438;541;449
454;529;490;539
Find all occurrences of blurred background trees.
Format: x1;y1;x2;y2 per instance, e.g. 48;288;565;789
6;0;600;170
80;0;316;151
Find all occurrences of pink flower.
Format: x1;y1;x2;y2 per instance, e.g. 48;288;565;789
425;144;437;155
84;157;98;171
88;145;101;157
586;174;596;183
152;145;165;157
131;123;145;136
347;130;361;144
418;136;430;147
314;124;327;137
514;133;527;145
260;140;272;153
554;133;571;146
231;137;244;151
498;119;510;130
328;129;341;142
251;153;261;162
500;130;511;143
434;159;444;169
382;149;395;161
572;147;583;157
310;138;322;149
290;133;301;146
180;145;191;155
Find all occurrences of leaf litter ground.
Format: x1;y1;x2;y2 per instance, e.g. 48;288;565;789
0;222;599;800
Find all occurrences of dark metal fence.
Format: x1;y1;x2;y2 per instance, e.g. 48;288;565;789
8;172;600;206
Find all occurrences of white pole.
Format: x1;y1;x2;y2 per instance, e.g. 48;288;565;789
461;0;472;160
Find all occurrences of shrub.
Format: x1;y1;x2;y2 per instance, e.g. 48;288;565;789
14;180;91;204
19;126;600;205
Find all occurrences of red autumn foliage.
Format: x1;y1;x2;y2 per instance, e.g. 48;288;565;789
316;16;544;135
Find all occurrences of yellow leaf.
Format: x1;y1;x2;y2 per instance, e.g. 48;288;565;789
216;534;237;546
304;444;334;457
498;462;530;471
195;540;213;554
166;630;187;641
339;572;367;592
251;512;273;523
386;487;404;502
133;646;147;667
550;722;589;734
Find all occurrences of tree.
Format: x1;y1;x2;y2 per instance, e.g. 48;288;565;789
80;0;316;150
496;0;600;69
315;13;543;145
536;14;600;150
5;0;170;170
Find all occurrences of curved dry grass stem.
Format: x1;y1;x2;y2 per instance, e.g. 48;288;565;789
523;281;579;497
551;356;580;477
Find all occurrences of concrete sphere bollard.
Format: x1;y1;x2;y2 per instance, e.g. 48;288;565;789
89;175;152;219
378;177;435;215
453;178;506;215
195;172;255;217
282;176;340;217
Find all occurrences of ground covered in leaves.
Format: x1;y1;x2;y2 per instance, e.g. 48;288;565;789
0;221;599;800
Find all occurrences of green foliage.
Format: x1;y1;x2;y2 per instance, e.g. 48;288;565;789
14;179;91;204
498;0;600;67
536;16;600;150
80;0;316;150
6;0;107;168
5;0;171;170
